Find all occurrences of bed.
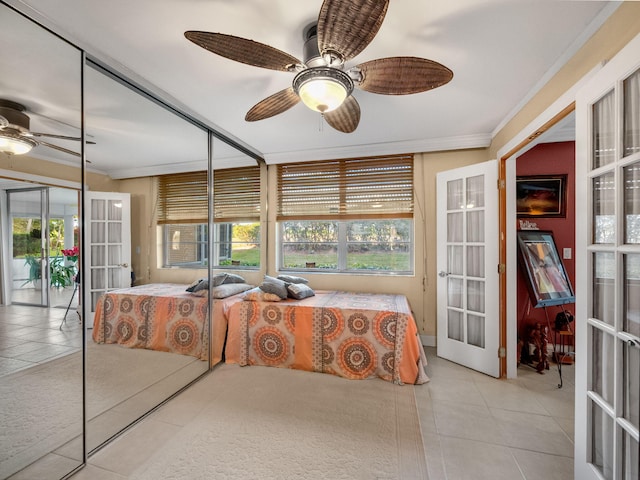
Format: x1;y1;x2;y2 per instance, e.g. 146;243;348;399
223;290;429;385
91;283;247;365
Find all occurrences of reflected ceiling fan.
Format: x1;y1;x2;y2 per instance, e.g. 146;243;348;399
0;99;90;156
185;0;453;133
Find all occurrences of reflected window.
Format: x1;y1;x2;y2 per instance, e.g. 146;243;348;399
158;166;261;269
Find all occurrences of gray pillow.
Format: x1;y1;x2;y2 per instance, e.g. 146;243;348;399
186;278;204;292
192;279;209;292
287;283;315;300
259;276;289;299
211;273;229;287
222;273;246;284
211;282;252;299
277;274;309;284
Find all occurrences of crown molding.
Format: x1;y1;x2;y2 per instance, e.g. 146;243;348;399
265;133;492;165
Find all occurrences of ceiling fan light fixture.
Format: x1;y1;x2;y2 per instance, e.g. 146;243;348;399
0;131;36;155
293;67;353;113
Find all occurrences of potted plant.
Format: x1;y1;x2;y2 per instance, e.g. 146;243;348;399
22;255;42;289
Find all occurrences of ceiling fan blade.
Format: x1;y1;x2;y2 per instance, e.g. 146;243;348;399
324;95;360;133
29;132;95;144
317;0;389;62
36;139;81;157
245;87;300;122
354;56;453;95
185;31;301;72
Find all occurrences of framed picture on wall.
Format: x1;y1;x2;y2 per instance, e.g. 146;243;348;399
516;175;567;217
517;230;575;308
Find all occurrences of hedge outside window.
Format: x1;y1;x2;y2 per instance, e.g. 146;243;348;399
277;155;414;274
158;167;261;268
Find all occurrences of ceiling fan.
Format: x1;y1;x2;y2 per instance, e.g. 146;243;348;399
0;99;88;156
185;0;453;133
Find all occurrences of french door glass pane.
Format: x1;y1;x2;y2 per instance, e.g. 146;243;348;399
92;199;105;220
623;341;639;429
447;278;463;308
592;327;615;404
466;175;484;208
591;401;614;480
108;200;123;220
466;210;484;242
622;428;639;480
593;89;616;169
594;252;615;326
447;310;463;342
593;173;615;244
447;212;463;242
467;279;485;313
447;179;463;210
624;163;640;243
467;246;484;278
448;246;463;275
623;68;640;158
624;253;640;337
467;314;485;348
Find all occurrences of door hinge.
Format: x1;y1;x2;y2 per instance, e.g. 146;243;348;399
498;346;506;358
498;263;506;274
497;179;506;189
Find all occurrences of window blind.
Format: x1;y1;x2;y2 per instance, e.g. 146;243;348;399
157;166;260;224
277;154;414;220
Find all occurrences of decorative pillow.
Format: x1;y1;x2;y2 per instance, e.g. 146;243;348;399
186;278;204;292
277;274;309;284
258;275;289;299
242;287;282;302
192;279;209;292
287;283;315;300
222;273;246;284
211;283;252;299
211;273;229;287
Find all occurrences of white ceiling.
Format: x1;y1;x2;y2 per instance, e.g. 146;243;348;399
1;0;617;179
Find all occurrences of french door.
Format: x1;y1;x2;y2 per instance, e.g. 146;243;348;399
575;32;640;480
84;191;131;326
436;160;500;377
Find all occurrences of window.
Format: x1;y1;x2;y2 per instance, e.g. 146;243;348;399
158;167;261;268
277;155;414;274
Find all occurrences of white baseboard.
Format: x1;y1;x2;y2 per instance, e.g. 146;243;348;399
420;335;436;347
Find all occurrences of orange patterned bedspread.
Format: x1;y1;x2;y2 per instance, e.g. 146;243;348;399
92;284;210;362
224;291;429;385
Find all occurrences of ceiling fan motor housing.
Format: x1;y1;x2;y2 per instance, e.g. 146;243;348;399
0;100;30;132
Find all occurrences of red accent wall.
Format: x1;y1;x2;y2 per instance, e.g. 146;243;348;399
516;141;575;340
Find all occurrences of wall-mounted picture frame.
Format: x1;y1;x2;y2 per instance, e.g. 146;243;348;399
517;230;575;308
516;174;567;217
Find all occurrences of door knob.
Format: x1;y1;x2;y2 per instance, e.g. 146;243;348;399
438;270;449;277
119;263;129;268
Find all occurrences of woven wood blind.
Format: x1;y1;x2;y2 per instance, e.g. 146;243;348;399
277;154;413;220
157;166;260;225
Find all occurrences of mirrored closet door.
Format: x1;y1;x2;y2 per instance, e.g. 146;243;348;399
0;3;83;479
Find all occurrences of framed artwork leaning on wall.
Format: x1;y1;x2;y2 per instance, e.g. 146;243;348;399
517;230;575;308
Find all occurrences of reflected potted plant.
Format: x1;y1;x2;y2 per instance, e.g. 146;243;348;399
22;255;42;289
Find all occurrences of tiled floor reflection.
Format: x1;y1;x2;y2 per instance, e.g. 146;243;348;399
0;300;82;377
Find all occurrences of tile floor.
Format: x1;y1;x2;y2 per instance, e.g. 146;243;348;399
0;301;575;480
0;300;82;377
64;346;574;480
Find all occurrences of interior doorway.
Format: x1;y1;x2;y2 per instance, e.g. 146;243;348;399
1;180;79;310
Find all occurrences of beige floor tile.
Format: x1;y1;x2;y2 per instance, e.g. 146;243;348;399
440;436;525;480
426;375;487;407
490;407;574;457
432;401;504;444
88;418;181;476
66;464;126;480
475;379;548;415
510;448;574;480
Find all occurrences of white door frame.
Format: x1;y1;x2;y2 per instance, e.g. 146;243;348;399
498;64;604;379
